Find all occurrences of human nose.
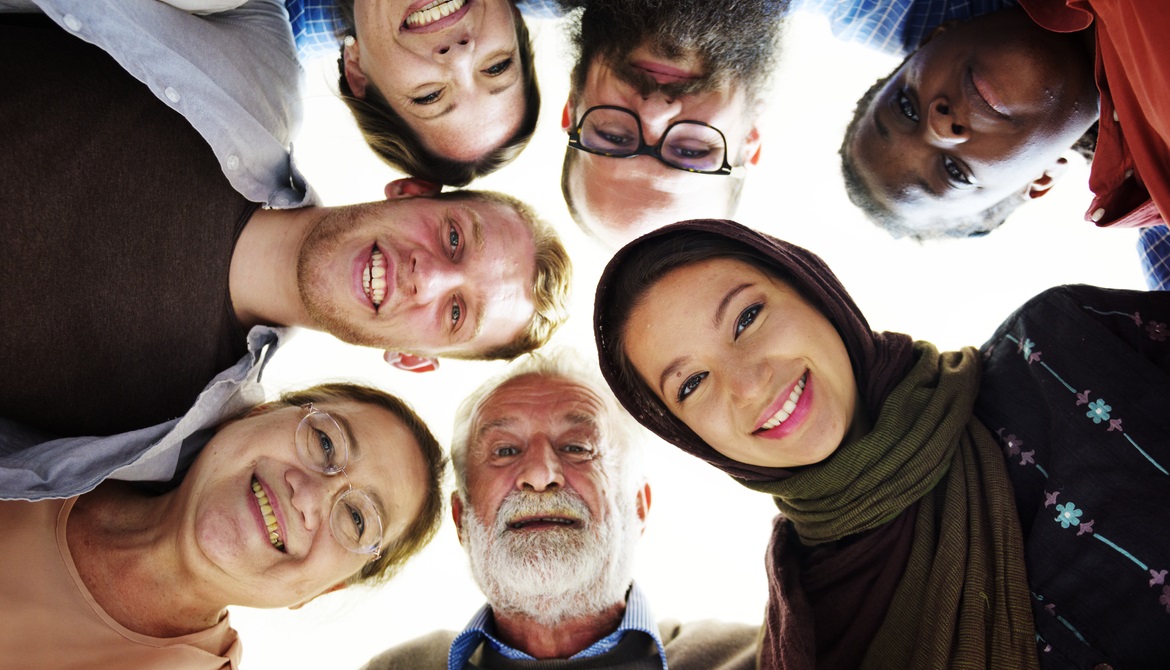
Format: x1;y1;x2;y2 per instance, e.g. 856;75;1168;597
925;97;968;147
516;439;564;492
726;358;771;407
287;468;345;533
409;251;461;304
633;93;683;145
434;33;474;67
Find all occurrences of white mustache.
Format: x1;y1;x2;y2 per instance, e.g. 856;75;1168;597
494;489;592;533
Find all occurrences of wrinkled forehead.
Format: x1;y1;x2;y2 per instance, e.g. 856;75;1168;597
472;374;610;437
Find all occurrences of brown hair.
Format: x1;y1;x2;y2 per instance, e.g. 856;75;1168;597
437;189;573;360
334;3;539;187
273;383;446;586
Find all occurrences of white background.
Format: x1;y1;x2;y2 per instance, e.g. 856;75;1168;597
231;9;1144;668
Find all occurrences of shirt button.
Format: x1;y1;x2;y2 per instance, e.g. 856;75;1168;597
1113;109;1119;122
226;155;240;171
62;14;82;31
164;87;181;103
1124;169;1134;179
1091;207;1106;222
274;195;289;207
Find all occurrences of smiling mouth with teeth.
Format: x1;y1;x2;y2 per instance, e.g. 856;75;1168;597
405;0;466;28
507;516;579;531
756;372;808;433
251;478;285;551
363;246;387;309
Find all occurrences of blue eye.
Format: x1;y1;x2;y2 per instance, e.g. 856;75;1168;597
897;90;919;123
735;304;762;337
451;301;461;325
448;225;460;257
413;90;441;105
346;503;365;535
316;429;336;462
484;58;513;76
677;371;708;403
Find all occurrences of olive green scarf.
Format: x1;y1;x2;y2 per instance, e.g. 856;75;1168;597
743;343;1038;669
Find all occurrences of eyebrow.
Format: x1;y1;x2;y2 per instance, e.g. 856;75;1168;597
874;107;889;141
334;412;389;520
475;416;516;444
657;282;751;398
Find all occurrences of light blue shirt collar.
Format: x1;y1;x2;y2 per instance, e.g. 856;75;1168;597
447;582;667;670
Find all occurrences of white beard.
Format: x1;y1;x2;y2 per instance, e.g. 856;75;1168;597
461;488;639;626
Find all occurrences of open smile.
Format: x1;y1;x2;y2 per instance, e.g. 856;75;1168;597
361;244;390;309
506;514;581;531
251;477;287;552
402;0;470;32
753;371;812;438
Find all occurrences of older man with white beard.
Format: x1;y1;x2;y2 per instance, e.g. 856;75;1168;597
362;353;758;670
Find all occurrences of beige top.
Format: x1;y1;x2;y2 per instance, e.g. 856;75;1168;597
0;498;241;669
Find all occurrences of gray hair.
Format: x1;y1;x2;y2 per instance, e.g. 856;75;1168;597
451;349;645;500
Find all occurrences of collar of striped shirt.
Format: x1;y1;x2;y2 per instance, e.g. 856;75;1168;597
446;582;667;670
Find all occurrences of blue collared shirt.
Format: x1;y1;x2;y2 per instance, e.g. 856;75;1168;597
284;0;345;60
797;0;1017;56
447;582;667;670
1139;225;1170;291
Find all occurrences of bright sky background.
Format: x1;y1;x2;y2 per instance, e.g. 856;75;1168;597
230;9;1144;669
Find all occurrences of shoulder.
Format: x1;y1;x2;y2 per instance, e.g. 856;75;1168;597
659;619;758;670
360;630;458;670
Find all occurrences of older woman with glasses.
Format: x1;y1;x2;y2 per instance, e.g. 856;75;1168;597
0;382;445;669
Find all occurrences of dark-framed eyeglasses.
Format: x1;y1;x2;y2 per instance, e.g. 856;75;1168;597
294;404;384;559
567;105;744;177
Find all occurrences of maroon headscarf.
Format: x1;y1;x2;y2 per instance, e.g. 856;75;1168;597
593;219;916;481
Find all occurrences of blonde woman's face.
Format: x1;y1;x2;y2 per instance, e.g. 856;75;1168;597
350;0;526;161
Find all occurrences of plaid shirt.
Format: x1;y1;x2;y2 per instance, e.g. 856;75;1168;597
285;0;346;60
447;582;666;670
798;0;1017;56
1139;225;1170;290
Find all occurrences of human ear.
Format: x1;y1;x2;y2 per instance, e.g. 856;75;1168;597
919;20;958;47
635;482;651;531
743;126;763;166
561;99;573;132
1025;157;1069;200
384;351;440;373
451;492;466;542
384;178;443;200
288;582;347;610
342;39;369;100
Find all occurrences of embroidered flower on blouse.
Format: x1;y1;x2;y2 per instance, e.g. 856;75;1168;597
1147;321;1168;342
1085;399;1112;424
1160;585;1170;613
1002;433;1023;457
1021;338;1035;360
1055;502;1083;529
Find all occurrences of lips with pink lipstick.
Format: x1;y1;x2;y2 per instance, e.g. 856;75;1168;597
753;371;810;438
251;477;286;552
362;245;389;309
402;0;469;31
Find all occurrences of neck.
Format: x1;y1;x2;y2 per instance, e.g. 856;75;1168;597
69;482;226;638
492;601;626;660
229;206;323;330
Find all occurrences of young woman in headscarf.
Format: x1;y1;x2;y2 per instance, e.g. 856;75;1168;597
593;219;1170;669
